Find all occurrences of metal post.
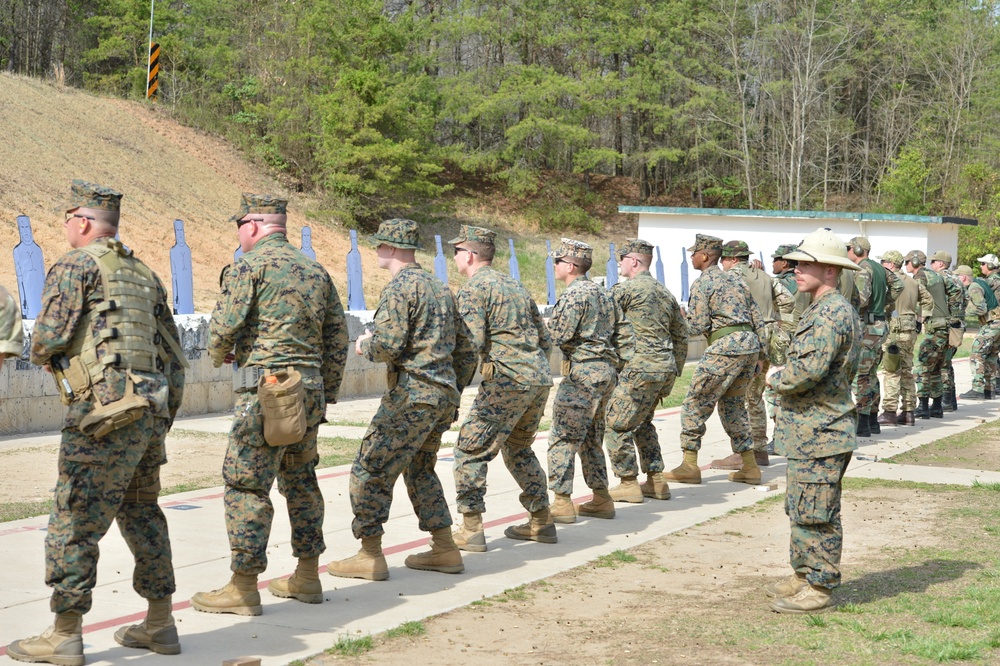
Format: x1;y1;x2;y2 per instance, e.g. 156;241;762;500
145;0;155;99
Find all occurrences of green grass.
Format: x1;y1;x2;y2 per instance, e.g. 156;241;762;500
384;621;425;639
0;499;52;523
326;635;374;657
658;364;695;409
317;436;362;468
593;549;638;568
884;417;1000;470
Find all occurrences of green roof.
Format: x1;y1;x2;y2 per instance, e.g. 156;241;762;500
618;206;977;226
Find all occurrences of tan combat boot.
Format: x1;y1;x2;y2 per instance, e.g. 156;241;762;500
268;556;323;603
608;476;644;503
550;493;577;524
769;584;832;613
405;527;465;573
663;450;702;484
191;573;262;616
114;596;181;654
327;536;390;581
640;472;671;500
763;572;808;599
728;450;762;484
578;488;615;519
504;508;558;544
7;611;84;666
452;512;487;552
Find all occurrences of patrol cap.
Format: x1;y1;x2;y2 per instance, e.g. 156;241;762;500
448;224;496;246
978;253;1000;268
721;240;751;258
904;250;927;266
782;228;859;270
880;250;904;266
618;238;655;258
370;218;422;250
772;244;798;259
64;180;122;213
550;238;593;264
687;234;723;253
955;265;974;277
929;250;952;265
847;236;871;252
230;193;288;223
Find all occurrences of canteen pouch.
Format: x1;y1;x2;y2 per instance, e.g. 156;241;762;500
78;375;149;438
884;343;901;373
561;359;572;376
257;369;307;447
481;362;495;381
948;325;964;348
768;326;791;366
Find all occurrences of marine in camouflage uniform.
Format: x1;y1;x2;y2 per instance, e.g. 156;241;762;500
906;250;950;418
877;250;933;426
328;218;477;581
957;259;1000;399
603;239;687;503
447;225;556;550
766;228;861;614
192;193;348;615
930;251;967;411
664;234;766;486
547;238;631;523
0;285;24;361
8;181;186;664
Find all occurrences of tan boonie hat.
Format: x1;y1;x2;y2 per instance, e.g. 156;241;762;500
929;250;952;265
904;250;927;265
370;218;421;250
448;224;496;246
847;236;871;252
65;180;122;213
880;250;904;266
687;234;723;253
978;253;1000;268
783;228;859;271
955;265;974;277
772;244;798;259
550;238;592;264
721;240;751;258
230;193;288;222
618;238;654;258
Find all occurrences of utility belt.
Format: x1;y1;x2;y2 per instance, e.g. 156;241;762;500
866;313;887;324
708;324;752;345
233;364;320;393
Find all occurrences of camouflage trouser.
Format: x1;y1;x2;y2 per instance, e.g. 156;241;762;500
453;376;550;515
350;385;455;539
45;413;175;614
680;351;757;453
604;368;676;478
971;322;1000;392
943;345;957;395
916;326;949;398
881;331;916;412
747;360;769;451
786;453;852;590
852;322;888;416
548;360;617;496
224;383;327;574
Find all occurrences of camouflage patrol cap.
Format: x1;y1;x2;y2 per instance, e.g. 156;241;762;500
64;180;122;213
370;218;421;250
448;224;496;246
929;250;952;265
550;238;592;264
618;238;655;258
721;240;751;258
847;236;871;252
955;265;974;277
772;244;798;259
904;250;927;266
880;250;905;266
230;193;288;222
687;234;723;253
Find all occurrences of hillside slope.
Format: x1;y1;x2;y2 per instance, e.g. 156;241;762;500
0;73;375;312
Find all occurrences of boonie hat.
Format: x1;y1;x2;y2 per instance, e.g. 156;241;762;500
782;228;859;270
449;224;496;246
618;239;655;258
721;240;751;258
687;234;723;253
230;193;288;222
65;180;122;213
370;218;422;250
550;238;592;264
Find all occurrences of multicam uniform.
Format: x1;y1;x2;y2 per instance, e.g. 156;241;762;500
965;276;1000;395
605;270;687;479
209;232;348;575
881;267;933;415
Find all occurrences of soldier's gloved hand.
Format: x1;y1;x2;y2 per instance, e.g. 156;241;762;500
915;320;923;334
950;319;964;329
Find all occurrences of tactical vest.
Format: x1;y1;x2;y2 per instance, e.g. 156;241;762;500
861;257;887;316
975;278;999;311
741;264;775;321
925;270;950;319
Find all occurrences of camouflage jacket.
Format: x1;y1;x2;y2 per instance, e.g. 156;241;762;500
890;269;933;332
362;263;476;406
727;261;795;332
772;288;861;459
0;286;23;357
32;239;184;428
940;269;967;323
210;233;348;403
549;275;630;367
610;271;687;374
456;265;552;387
687;264;765;358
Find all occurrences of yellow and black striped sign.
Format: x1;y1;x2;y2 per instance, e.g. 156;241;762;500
146;42;159;100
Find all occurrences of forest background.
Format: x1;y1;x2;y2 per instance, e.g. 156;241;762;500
5;0;1000;265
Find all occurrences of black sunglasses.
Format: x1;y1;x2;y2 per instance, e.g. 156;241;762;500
453;246;477;256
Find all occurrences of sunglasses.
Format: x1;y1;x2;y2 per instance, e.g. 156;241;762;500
237;216;264;228
453;246;477;256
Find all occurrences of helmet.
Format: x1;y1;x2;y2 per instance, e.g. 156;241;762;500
783;229;860;270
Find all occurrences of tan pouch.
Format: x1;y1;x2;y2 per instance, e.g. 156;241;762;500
79;375;149;438
258;369;307;447
948;326;964;348
481;362;495;381
560;359;571;376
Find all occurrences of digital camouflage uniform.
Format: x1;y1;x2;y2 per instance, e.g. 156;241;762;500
450;226;553;517
30;183;186;616
679;236;765;457
764;244;810;424
963;269;1000;394
909;252;950;401
0;285;24;358
547;240;628;496
880;252;933;414
771;287;861;591
604;240;688;479
209;195;348;576
352;224;476;539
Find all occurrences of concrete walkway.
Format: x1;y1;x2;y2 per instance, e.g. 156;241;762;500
1;359;998;665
